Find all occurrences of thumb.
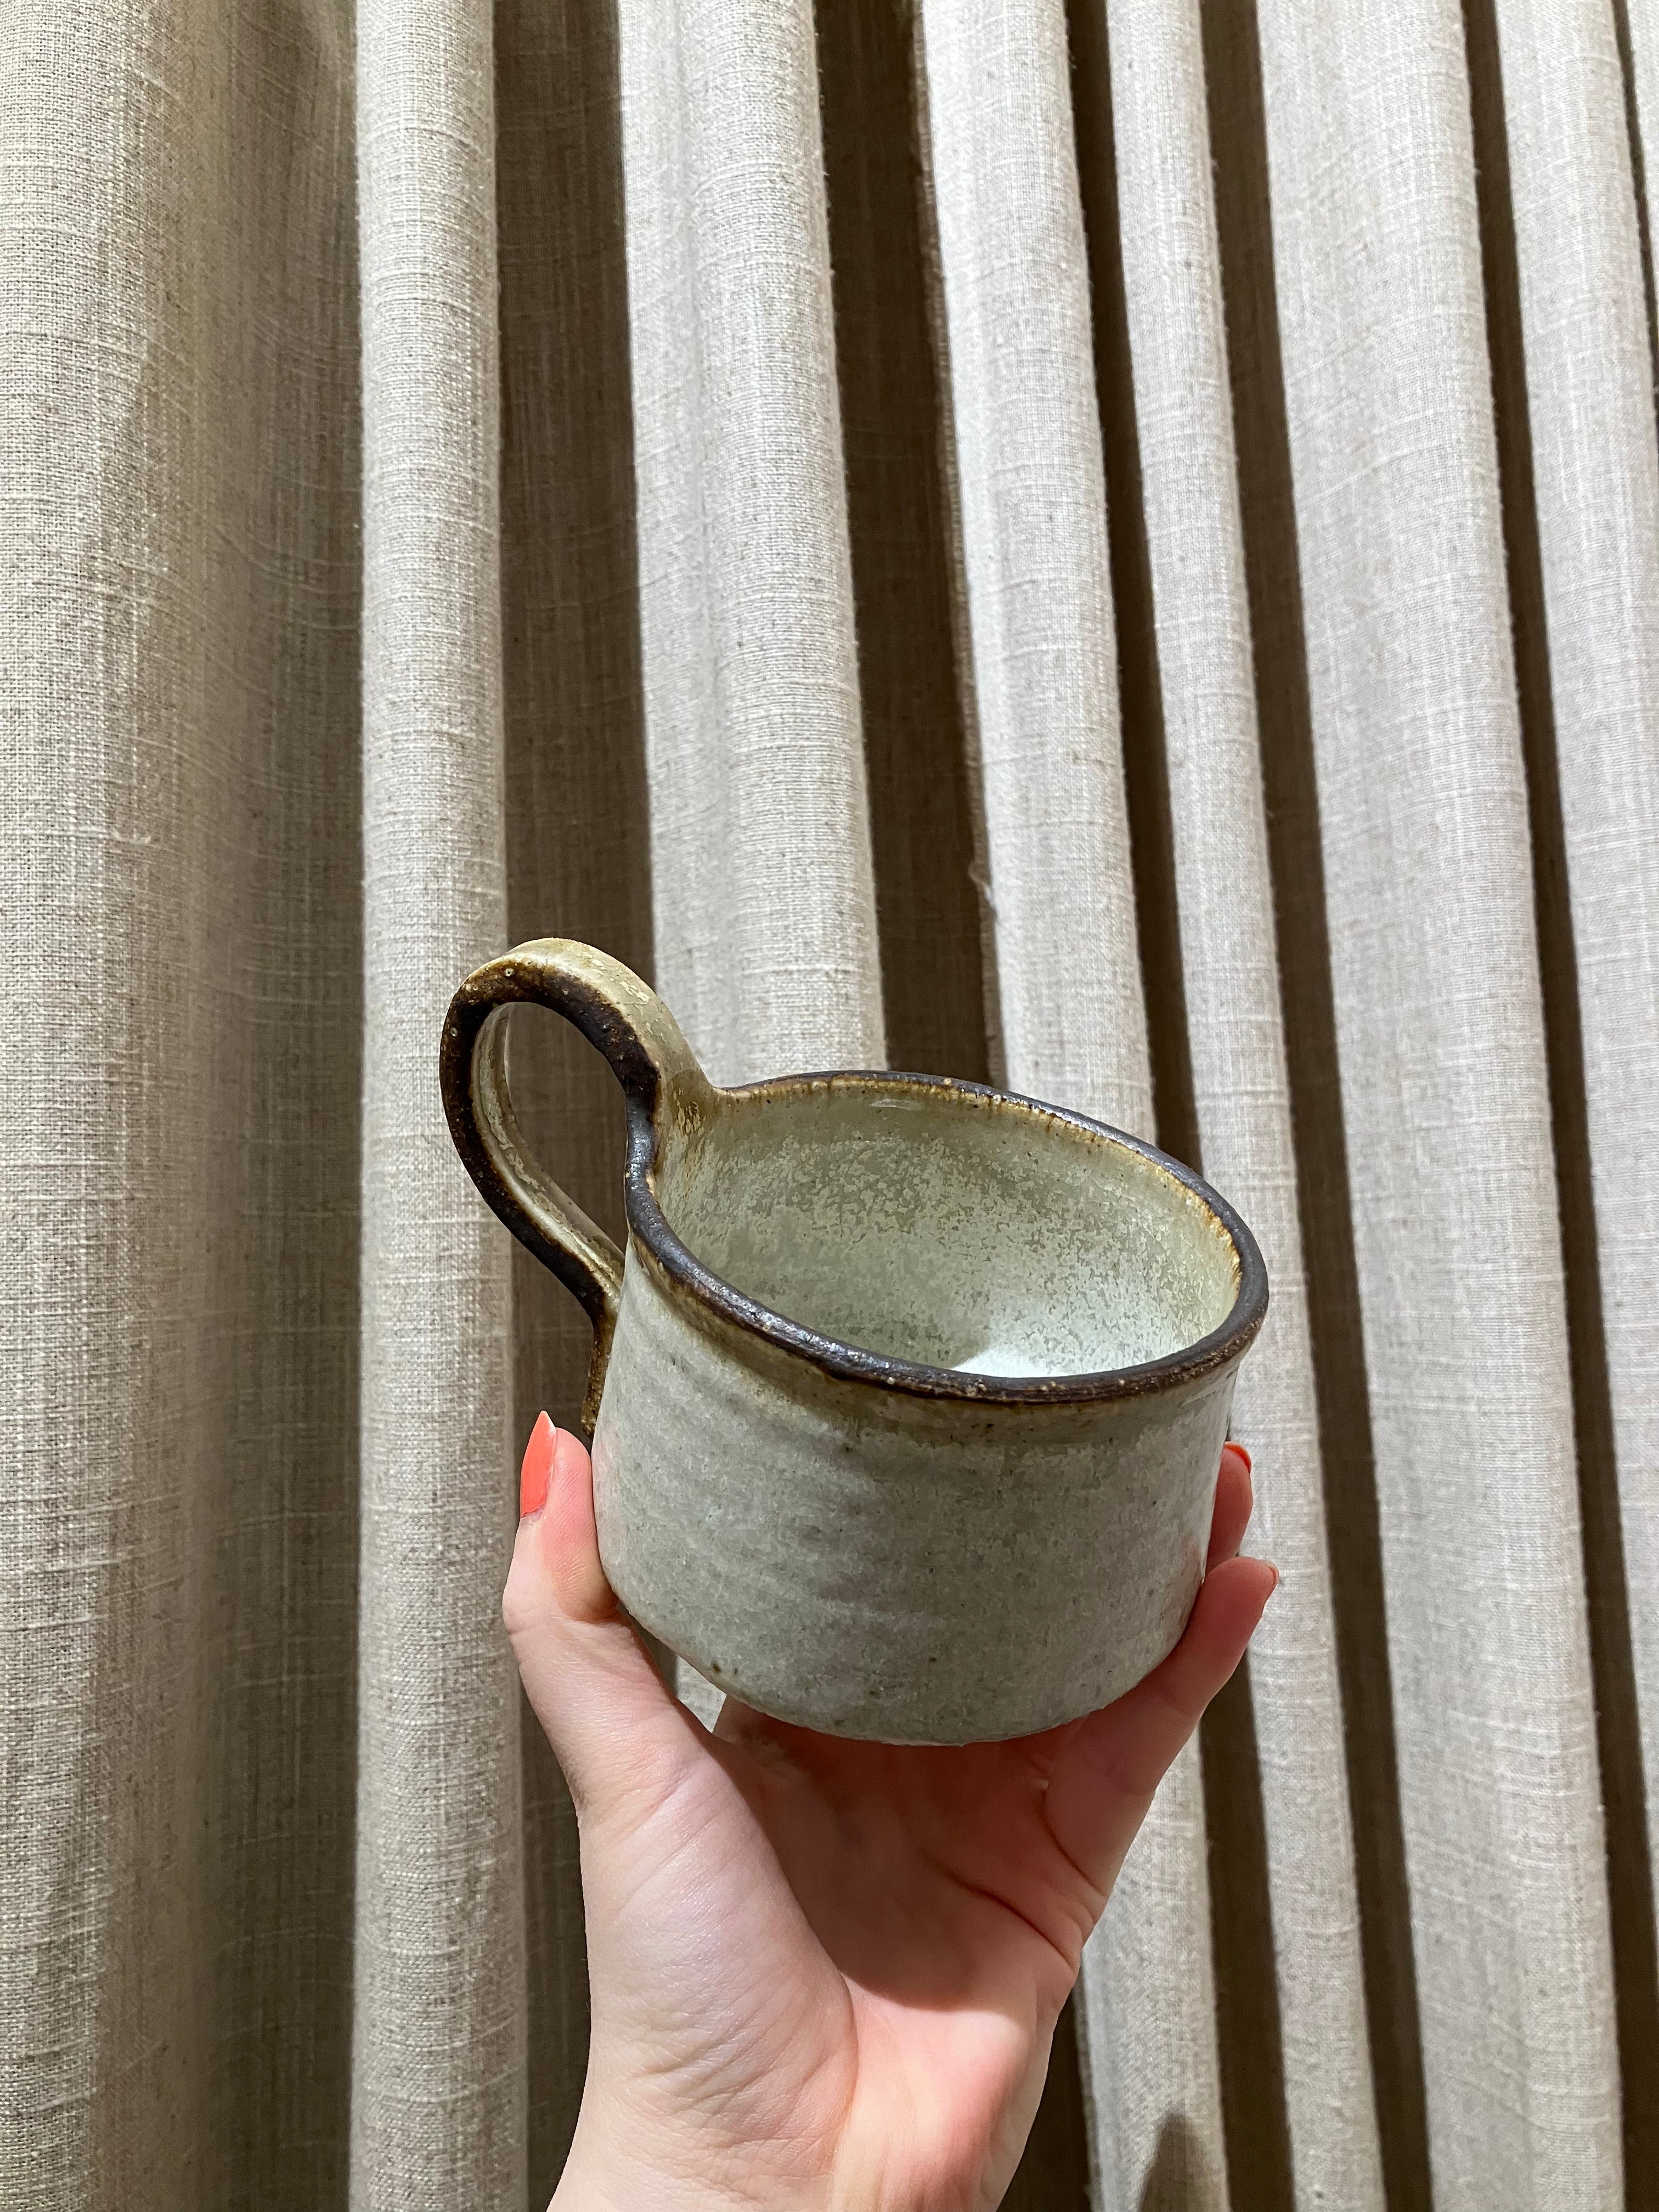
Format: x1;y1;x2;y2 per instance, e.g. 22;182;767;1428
503;1414;705;1820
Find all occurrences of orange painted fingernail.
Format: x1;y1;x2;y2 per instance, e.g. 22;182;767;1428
1226;1441;1252;1475
520;1412;555;1519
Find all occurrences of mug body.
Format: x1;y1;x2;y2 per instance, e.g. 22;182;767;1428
593;1065;1260;1742
593;1239;1238;1741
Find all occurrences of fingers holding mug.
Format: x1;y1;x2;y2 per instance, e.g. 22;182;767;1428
1041;1545;1277;1901
1207;1441;1254;1570
504;1418;705;1823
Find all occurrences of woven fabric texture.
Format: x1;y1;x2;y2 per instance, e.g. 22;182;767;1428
2;1;1654;2207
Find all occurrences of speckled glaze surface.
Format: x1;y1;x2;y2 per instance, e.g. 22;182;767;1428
440;939;1267;1744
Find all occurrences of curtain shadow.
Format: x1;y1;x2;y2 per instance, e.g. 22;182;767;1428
815;0;989;1084
1064;5;1294;2207
1137;2113;1210;2212
1063;0;1198;1172
1609;0;1659;439
1461;5;1659;2200
998;2004;1094;2212
1198;4;1436;2207
496;0;654;2197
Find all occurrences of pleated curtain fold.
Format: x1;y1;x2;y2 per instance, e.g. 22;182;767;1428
3;1;1655;2208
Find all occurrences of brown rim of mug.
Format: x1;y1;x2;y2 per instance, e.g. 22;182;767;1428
619;1069;1268;1407
439;953;1269;1413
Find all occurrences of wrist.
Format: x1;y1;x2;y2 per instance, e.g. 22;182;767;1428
551;2124;821;2212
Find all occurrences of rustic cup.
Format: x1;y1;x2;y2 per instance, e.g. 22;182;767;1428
440;939;1266;1744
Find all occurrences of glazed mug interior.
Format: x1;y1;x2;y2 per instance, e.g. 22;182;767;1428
655;1076;1243;1381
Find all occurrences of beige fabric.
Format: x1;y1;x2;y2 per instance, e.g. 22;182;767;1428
915;7;1224;2204
916;0;1152;1138
618;0;883;1092
1496;0;1659;1925
353;2;525;2206
1102;6;1385;2204
3;1;1652;2207
1255;1;1621;2201
1;3;363;2204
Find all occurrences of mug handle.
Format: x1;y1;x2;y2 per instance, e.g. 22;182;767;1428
439;938;711;1432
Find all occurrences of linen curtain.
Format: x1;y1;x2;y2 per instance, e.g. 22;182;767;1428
3;0;1655;2205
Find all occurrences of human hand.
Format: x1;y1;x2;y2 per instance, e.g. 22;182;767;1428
506;1419;1274;2212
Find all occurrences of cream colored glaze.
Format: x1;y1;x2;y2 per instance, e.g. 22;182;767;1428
593;1237;1236;1741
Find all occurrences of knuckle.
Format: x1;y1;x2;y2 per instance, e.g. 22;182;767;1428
501;1549;556;1646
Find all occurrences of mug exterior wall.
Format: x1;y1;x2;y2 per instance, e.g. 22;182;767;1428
590;1237;1239;1744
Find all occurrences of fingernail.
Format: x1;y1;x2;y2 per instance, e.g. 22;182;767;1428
1269;1565;1282;1597
520;1412;555;1519
1227;1440;1252;1476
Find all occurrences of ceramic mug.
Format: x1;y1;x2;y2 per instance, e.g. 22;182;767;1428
440;938;1267;1745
